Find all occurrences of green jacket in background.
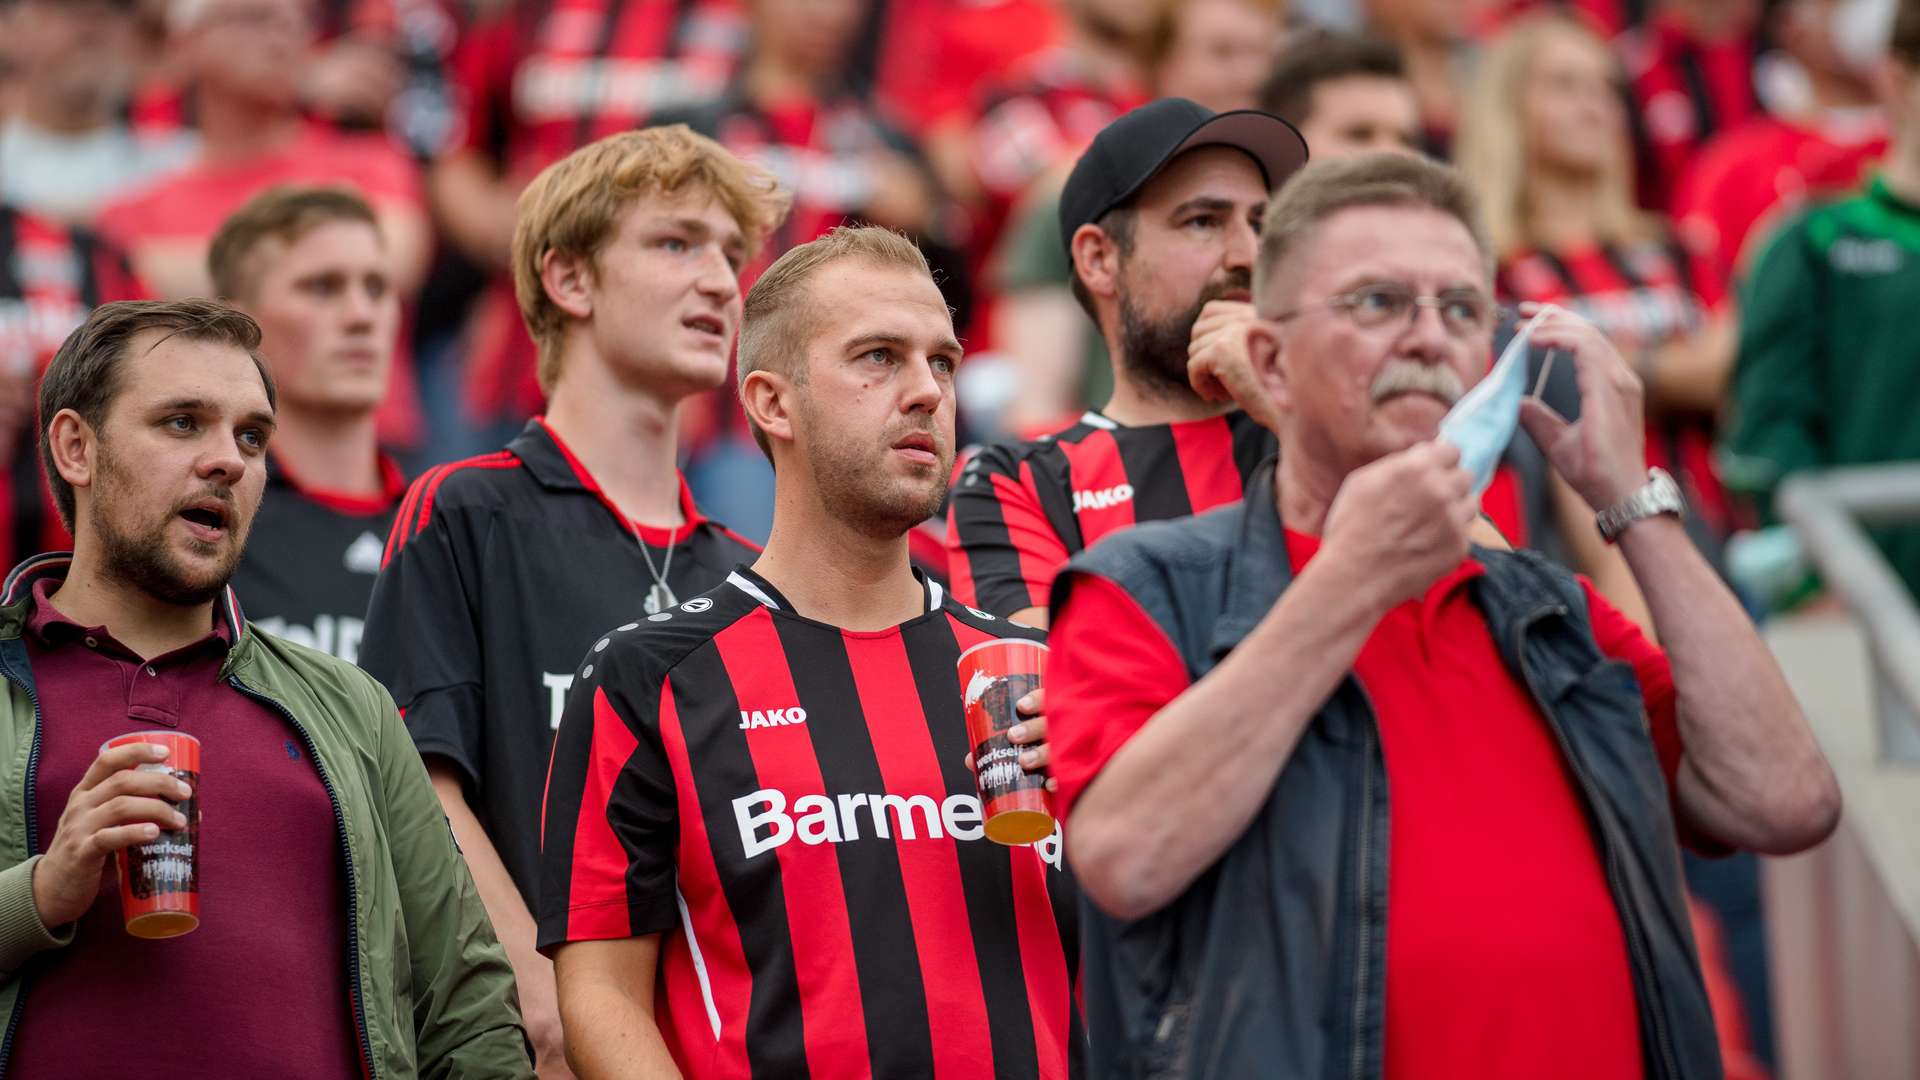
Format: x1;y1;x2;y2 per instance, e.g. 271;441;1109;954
0;554;532;1079
1723;175;1920;598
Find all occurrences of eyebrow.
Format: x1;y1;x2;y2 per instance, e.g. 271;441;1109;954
1169;196;1248;219
153;398;279;429
667;217;745;249
846;331;965;358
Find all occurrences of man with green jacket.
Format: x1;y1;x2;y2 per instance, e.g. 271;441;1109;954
0;298;531;1078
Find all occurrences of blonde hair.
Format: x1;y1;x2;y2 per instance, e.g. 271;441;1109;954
1254;153;1492;307
1454;11;1654;259
512;125;791;392
737;225;934;460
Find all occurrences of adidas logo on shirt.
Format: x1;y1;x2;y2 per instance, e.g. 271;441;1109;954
1072;483;1134;514
344;531;385;575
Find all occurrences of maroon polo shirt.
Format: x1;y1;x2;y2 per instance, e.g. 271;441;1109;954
8;575;360;1078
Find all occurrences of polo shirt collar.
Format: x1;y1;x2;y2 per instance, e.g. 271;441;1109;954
3;552;249;650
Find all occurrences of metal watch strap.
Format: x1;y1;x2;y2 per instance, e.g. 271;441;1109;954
1595;467;1684;543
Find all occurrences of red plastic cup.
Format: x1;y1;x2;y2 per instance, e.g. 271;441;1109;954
101;731;200;939
957;639;1054;845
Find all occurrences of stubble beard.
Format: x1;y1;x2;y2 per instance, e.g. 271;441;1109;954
801;400;951;540
90;444;245;608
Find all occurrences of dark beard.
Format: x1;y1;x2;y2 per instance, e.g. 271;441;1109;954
90;447;243;608
1117;269;1252;401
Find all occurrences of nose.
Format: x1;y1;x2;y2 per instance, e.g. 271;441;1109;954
1224;214;1258;275
344;284;378;330
899;351;946;416
695;246;740;305
197;428;249;484
1392;299;1454;366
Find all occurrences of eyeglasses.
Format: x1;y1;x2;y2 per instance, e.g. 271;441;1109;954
1273;283;1497;339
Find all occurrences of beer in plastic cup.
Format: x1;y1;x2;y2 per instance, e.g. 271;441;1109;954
101;731;200;939
957;639;1055;845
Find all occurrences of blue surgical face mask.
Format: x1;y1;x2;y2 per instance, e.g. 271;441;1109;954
1438;304;1556;499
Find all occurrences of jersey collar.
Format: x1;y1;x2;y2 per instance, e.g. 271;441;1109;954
514;417;708;545
267;450;408;515
725;564;945;616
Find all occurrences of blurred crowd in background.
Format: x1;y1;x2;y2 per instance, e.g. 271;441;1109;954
6;0;1912;562
4;2;1919;1070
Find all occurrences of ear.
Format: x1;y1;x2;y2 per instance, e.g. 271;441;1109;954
540;249;595;321
740;368;797;459
1070;222;1123;302
46;408;96;496
1244;317;1293;423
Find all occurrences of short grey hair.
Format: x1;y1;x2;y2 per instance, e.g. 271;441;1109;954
1253;153;1494;311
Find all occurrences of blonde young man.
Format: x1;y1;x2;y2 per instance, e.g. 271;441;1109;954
539;227;1075;1078
362;126;788;1075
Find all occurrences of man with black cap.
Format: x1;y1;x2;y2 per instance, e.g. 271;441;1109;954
945;98;1307;626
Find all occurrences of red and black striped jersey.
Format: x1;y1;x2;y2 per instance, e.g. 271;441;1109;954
539;566;1080;1079
946;409;1274;615
359;418;757;905
1495;237;1734;539
0;204;144;568
1618;13;1761;211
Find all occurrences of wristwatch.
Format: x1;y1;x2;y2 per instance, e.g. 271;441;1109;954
1596;467;1685;543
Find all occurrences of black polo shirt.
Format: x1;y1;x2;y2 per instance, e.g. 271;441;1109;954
233;452;408;665
359;418;758;904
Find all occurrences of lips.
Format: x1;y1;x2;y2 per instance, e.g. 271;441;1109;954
177;497;231;542
682;313;726;338
892;431;939;465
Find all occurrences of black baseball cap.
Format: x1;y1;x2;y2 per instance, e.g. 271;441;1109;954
1058;97;1309;254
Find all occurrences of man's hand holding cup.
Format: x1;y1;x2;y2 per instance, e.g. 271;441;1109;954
34;740;192;930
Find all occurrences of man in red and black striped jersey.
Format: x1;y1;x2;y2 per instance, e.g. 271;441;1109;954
540;226;1077;1077
213;187;409;665
947;98;1308;625
0;201;145;569
361;127;788;1074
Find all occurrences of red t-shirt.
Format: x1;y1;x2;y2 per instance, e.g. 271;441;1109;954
1049;535;1686;1080
9;575;359;1077
1672;112;1887;283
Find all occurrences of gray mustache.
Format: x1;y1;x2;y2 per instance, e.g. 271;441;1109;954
1371;360;1464;406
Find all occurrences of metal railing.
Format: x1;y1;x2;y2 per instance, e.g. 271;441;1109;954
1776;464;1920;764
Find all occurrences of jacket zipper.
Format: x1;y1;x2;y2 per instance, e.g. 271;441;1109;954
0;657;43;1077
1348;682;1381;1080
227;676;377;1080
1513;608;1683;1080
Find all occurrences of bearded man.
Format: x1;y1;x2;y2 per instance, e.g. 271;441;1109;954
0;299;530;1078
945;99;1309;626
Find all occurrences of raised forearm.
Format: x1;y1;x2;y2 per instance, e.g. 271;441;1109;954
1067;556;1387;919
1616;516;1840;851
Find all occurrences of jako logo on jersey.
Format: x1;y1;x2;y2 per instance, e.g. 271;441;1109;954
1072;483;1134;514
738;706;808;730
733;788;1064;869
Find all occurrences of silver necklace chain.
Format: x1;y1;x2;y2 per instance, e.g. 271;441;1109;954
632;521;678;615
